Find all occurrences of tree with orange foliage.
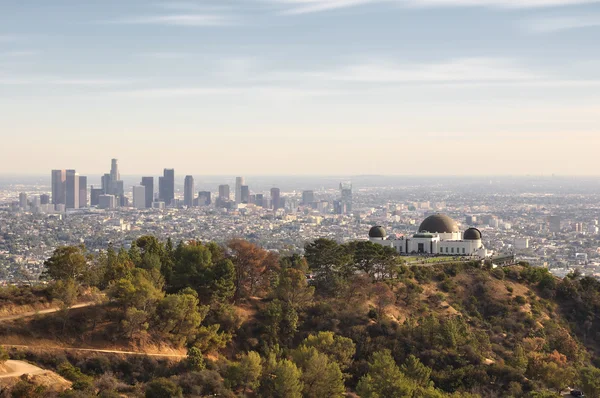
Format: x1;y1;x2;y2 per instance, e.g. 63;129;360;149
227;239;279;303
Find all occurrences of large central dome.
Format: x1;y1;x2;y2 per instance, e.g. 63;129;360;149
418;214;459;234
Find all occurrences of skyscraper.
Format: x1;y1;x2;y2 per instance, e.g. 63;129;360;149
40;194;50;205
110;158;120;181
219;184;230;201
184;175;195;207
51;169;66;205
241;185;250;204
141;177;154;208
79;176;87;208
340;182;352;214
132;185;146;210
162;169;175;206
271;188;281;210
235;177;244;204
101;173;111;194
302;190;315;206
197;191;211;206
65;169;79;209
19;193;27;210
90;187;103;206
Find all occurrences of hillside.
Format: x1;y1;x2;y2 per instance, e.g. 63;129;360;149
1;237;600;397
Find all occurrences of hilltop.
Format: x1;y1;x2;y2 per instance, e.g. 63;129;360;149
1;236;600;397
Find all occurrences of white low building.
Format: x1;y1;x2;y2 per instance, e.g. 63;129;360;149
368;213;489;258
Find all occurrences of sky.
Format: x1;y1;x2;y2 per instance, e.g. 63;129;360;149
1;0;599;176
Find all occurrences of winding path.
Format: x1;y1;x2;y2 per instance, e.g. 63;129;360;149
2;344;185;358
0;302;95;322
0;360;46;379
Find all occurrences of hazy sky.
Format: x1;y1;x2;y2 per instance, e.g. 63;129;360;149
1;0;599;176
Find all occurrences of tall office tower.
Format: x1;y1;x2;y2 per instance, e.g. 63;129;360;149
90;187;103;206
184;175;195;207
101;173;111;194
132;185;146;210
302;190;315;206
79;176;87;208
19;193;27;210
198;191;211;206
40;194;50;205
158;176;165;202
271;188;281;210
339;182;353;214
163;169;175;206
51;169;66;205
235;177;245;203
549;215;561;233
218;184;230;200
65;170;80;209
98;194;116;209
110;158;120;181
241;185;250;204
255;193;264;207
141;177;154;208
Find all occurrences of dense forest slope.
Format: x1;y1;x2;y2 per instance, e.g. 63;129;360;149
1;236;600;397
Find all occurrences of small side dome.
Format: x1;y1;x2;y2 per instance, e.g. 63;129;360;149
369;226;386;238
464;227;482;240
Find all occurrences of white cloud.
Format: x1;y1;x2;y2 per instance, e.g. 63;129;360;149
0;75;133;86
116;86;333;99
0;51;38;57
525;15;600;32
109;14;235;26
270;0;600;14
323;57;541;83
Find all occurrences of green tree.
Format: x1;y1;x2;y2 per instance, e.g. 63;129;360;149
259;357;303;398
155;288;207;346
272;266;315;309
42;245;88;282
145;377;182;398
291;347;345;398
226;351;263;393
357;350;417;398
108;268;164;312
580;367;600;397
212;259;236;303
304;239;352;296
186;347;206;371
300;331;356;370
401;355;433;387
121;307;149;340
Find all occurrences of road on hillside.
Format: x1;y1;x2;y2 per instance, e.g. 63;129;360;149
0;302;95;322
0;360;46;379
2;344;185;358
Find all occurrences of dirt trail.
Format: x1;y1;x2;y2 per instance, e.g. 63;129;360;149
2;344;185;358
0;360;45;379
0;302;95;322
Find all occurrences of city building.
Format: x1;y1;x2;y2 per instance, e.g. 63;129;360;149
65;169;79;209
369;214;489;257
197;191;211;206
90;187;103;206
241;185;250;204
51;169;66;206
549;215;561;233
339;182;352;214
184;175;195;208
132;186;146;210
98;194;116;209
79;176;87;208
219;184;230;201
141;177;154;208
19;193;27;210
235;177;245;204
160;169;175;206
40;194;50;205
302;190;315;206
271;188;281;210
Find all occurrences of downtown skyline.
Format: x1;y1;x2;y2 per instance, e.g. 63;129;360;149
1;0;600;175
